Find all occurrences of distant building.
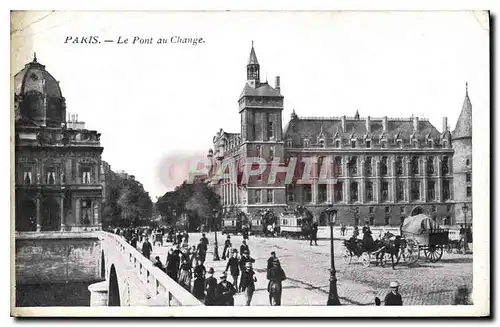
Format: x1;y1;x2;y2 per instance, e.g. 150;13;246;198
14;54;104;232
207;44;473;227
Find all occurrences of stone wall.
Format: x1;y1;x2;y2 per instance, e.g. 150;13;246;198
15;232;102;285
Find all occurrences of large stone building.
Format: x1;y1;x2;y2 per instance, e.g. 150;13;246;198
206;44;473;227
14;54;105;232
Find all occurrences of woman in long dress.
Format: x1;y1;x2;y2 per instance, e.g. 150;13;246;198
192;259;206;300
178;256;192;292
362;221;374;250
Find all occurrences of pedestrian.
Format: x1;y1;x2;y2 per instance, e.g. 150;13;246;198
197;239;207;265
192;258;206;300
226;249;240;291
215;271;237;306
362;221;374;251
384;281;403;306
341;223;346;237
178;256;193;292
176;231;183;245
267;251;279;272
201;233;209;249
310;222;318;246
142;237;153;260
242;225;249;240
240;262;257;306
166;247;181;282
130;234;138;249
153;256;164;272
183;230;190;244
353;225;359;238
204;267;218;306
267;258;286;306
222;235;232;260
190;245;197;267
240;240;250;255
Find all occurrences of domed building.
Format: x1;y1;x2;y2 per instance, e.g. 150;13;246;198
14;54;105;232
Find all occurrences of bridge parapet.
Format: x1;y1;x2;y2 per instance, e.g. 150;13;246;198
99;231;203;306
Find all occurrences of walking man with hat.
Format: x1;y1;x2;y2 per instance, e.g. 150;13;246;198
204;267;218;306
226;249;240;291
215;271;237;306
384;281;403;306
240;262;257;306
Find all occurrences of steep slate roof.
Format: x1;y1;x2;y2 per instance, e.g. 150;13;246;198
239;82;282;99
452;85;472;140
283;115;441;145
247;43;259;65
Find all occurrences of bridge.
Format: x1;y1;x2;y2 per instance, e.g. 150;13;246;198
93;231;203;307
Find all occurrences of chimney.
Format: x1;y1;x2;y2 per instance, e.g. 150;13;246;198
275;76;280;93
442;117;448;132
341;115;346;132
413;116;419;131
383;116;388;132
76;114;79;122
366;116;371;133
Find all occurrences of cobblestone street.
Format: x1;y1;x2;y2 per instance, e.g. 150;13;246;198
150;232;472;306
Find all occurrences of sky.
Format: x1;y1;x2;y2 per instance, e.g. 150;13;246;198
10;11;489;200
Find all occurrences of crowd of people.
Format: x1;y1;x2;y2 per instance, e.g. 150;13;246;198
112;227;287;306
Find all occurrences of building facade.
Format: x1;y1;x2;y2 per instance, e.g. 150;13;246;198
14;54;105;232
206;44;472;226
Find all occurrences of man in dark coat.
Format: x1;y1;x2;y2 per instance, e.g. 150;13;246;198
215;271;237;306
166;246;181;282
267;258;286;306
238;250;255;291
310;222;318;246
267;251;278;272
240;240;250;255
196;239;207;264
142;237;153;260
222;235;232;260
384;281;403;306
240;262;257;306
201;233;209;249
130;234;138;249
226;249;240;291
176;231;183;245
204;268;218;306
153;256;164;272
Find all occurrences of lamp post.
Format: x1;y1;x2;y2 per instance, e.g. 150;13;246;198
325;204;341;305
461;204;468;255
212;209;220;261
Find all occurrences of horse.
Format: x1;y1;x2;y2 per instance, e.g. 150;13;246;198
376;232;403;269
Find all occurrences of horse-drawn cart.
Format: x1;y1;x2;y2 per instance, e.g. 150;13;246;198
400;214;450;264
342;238;390;267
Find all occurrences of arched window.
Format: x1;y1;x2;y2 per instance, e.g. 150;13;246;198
303;139;310;148
365;157;372;176
427;156;434;174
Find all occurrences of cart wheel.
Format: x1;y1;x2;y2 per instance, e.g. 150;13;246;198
424;245;444;263
361;252;370;267
404;239;420;265
342;249;352;264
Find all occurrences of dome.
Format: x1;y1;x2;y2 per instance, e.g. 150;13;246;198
14;54;62;98
14;53;66;127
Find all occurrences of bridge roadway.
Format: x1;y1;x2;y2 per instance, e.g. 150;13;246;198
148;228;472;306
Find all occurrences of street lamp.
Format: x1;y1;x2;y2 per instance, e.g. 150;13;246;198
212;209;220;261
461;204;469;255
325;204;341;306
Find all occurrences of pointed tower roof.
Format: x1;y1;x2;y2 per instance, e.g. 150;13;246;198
247;41;259;65
354;110;360;120
452;82;472;140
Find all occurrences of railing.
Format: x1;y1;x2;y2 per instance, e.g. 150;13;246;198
100;231;203;306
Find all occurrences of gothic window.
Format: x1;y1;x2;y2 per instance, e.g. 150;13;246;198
46;167;56;184
411;156;420;175
397;140;402;148
381;140;387;148
23;168;33;185
303;139;310;148
411;181;420;201
318;184;327;203
427;156;435;175
81;199;92;225
319;139;325;148
366;140;371;148
82;166;91;184
442;180;450;200
381;182;389;202
350;182;358;202
334;156;342;176
266;189;274;203
442;156;449;175
365;157;372;176
466;173;471;183
413;139;419;148
366;182;373;202
443;140;448;148
467;186;472;197
396;156;403;176
286;139;293;147
268;121;274;139
428;140;433;148
254;190;262;203
349;157;358;175
334;182;343;202
397;181;405;202
381;156;388;176
428;181;435;200
335;140;341;148
303;185;312;203
351;140;356;148
269;146;275;161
